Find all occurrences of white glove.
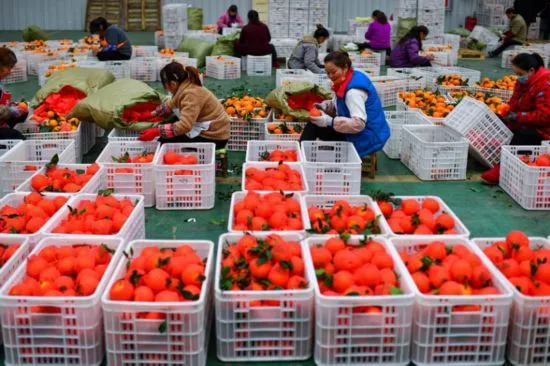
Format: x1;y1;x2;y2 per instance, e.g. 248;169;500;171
314;100;336;116
310;110;334;128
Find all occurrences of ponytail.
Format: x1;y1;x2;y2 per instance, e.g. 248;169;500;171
511;53;545;72
160;61;202;87
185;66;202;86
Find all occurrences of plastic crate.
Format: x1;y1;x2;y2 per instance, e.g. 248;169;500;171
271;38;298;60
130;57;158;81
245;140;302;162
15;120;83;162
443;96;513;167
26;51;62;75
0;236;123;366
264;121;306;141
310;73;332;91
134;46;159;58
3;59;27;84
382;196;471;238
37;60;78;86
473;237;550;366
15;162;104;196
41;193;146;242
108;128;158;142
154;31;165;48
433;66;481;86
0;139;76;194
228;118;266;152
391;236;513;366
96;141;160;207
300;141;362;196
383;110;433;159
276;69;313;87
0;140;22;158
371;76;408;107
215;232;314;361
349;51;383;67
303;235;415;365
102;239;214;366
242;162;309;193
103;60;131;79
400;125;469;181
396;97;446;126
499;145;550;210
304;195;392;236
502;50;549;68
154;143;216;210
205;56;241;80
471;86;513;102
157;57;198;78
246;55;272;76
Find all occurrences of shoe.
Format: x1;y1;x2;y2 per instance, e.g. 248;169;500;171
481;164;500;184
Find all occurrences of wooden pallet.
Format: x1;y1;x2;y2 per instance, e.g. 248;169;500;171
126;0;161;31
85;0;122;30
458;48;485;60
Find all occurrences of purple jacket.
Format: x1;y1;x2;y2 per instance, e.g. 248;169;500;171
389;38;430;68
217;12;243;29
365;20;391;49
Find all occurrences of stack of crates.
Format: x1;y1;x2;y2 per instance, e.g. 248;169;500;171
162;3;188;49
417;0;446;38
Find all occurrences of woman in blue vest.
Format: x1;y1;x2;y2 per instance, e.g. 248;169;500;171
301;51;390;158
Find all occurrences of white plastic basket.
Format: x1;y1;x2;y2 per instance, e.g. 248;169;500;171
215;232;314;362
108;128;158;142
272;38;299;59
473;237;550;366
383;195;471;238
134;46;159;58
246;55;272;76
276;69;313;88
0;236;123;366
433;66;482;86
206;56;241;80
228;191;310;234
103;60;131;79
26;51;62;75
304;195;392;236
154;31;165;48
400;125;469;181
349;51;383;67
41;193;146;242
499;145;550;210
3;59;27;84
102;239;214;366
371;76;408;107
157;57;198;79
0;139;76;194
384;110;433;159
130;57;158;81
245;140;302;162
154;143;216;210
37;60;78;86
242;162;309;193
0;140;23;158
472;85;513;102
391;236;513;366
300;141;362;196
15;163;104;196
396;95;448;126
303;236;415;365
443;96;513;167
228;118;266;152
96;141;160;207
264;121;306;141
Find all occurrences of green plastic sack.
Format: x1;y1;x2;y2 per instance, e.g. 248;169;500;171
31;67;115;108
22;25;48;42
187;7;203;30
265;82;332;121
397;17;417;39
178;37;214;67
69;79;165;130
449;27;471;37
211;31;240;56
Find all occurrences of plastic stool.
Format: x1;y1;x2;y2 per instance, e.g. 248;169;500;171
216;148;228;178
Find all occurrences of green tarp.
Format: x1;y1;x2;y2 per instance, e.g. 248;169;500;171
265;82;332;121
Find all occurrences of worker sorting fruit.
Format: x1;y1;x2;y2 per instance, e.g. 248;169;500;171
139;61;230;149
0;48;27;139
89;17;132;61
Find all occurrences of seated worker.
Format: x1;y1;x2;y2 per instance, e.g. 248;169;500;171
301;51;390;158
235;10;278;67
489;8;527;57
389;25;434;68
364;10;392;55
0;48;27;139
139;62;230;149
288;24;330;74
217;4;243;34
89;17;132;61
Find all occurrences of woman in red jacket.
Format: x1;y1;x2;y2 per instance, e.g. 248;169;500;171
235;10;278;66
482;53;550;184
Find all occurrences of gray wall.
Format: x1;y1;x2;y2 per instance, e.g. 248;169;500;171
0;0;477;32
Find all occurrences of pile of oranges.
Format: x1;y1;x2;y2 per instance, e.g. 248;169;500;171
44;62;77;78
110;152;155;174
476;75;517;90
219;234;307;295
267;122;303;135
224;95;270;121
450;91;511;116
109;244;206;309
244;164;304;191
518;153;550;167
425;45;453;52
31;161;100;193
258;149;299;162
398;90;455;118
0;243;21;270
23;40;47;51
308;200;381;235
436;74;469;87
35;111;80;133
159;48;175;57
273;111;295;122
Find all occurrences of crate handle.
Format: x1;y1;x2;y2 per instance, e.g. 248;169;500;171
0;144;9;150
179;147;199;154
516;149;535;156
317;145;336;152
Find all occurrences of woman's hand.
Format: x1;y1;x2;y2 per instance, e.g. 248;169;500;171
426;54;435;61
310;110;333;128
152;103;172;117
313;101;336;117
139;127;160;141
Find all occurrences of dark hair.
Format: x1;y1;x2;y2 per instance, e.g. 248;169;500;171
398;25;429;48
372;10;381;18
324;51;352;69
89;17;109;34
376;11;388;24
160;61;202;87
228;5;238;13
506;8;516;14
511;53;545;71
248;10;260;24
314;24;330;40
0;48;17;69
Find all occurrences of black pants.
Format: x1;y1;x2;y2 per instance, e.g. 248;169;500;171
299;123;346;142
357;42;391;56
159;134;228;150
97;51;131;61
0;128;25;140
511;127;544;145
489;39;523;57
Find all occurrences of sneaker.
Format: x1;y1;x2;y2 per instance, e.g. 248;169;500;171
481;164;500;184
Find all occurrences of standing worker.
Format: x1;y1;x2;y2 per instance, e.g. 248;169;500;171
235;10;278;67
288;25;330;74
389;26;434;67
89;17;132;61
364;10;392;56
0;48;27;140
217;5;243;34
489;8;527;57
301;51;390;158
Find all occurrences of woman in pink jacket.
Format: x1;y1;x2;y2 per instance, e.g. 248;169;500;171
217;5;243;34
